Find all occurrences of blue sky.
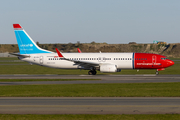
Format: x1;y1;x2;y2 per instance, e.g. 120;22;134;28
0;0;180;44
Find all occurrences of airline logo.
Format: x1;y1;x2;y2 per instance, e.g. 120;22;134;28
20;44;33;47
137;63;161;65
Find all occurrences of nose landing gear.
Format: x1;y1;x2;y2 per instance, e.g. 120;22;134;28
156;68;165;75
155;71;159;75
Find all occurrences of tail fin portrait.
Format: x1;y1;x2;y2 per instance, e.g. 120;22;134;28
13;24;52;54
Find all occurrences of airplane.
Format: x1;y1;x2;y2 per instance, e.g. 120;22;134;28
12;24;174;75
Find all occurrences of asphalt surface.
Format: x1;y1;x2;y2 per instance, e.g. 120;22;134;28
0;97;179;114
0;75;180;85
1;75;180;114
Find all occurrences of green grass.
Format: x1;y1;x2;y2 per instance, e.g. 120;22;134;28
0;79;100;82
0;62;28;64
0;114;180;120
1;83;180;97
168;57;180;60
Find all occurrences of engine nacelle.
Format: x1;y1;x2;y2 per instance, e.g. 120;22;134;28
100;64;118;73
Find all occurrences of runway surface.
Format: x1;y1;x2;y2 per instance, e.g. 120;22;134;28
1;75;180;114
0;75;180;85
0;97;180;114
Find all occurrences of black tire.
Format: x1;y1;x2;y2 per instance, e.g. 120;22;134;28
156;71;159;75
88;71;93;75
92;71;97;75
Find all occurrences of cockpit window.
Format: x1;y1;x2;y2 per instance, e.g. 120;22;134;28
161;58;167;60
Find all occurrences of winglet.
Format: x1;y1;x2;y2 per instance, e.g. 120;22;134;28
77;48;82;53
55;48;63;57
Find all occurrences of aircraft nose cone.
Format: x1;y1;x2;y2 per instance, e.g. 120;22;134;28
168;60;174;66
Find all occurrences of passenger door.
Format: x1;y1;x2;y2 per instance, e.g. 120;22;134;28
39;56;43;64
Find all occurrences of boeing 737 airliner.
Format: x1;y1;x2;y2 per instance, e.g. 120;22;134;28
12;24;174;75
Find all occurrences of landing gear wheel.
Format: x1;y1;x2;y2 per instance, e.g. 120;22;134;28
156;71;159;75
88;70;97;75
88;71;93;75
92;70;97;75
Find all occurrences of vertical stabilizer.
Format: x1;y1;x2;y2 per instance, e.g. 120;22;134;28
13;24;52;54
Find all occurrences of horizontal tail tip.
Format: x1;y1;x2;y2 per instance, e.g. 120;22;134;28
13;24;22;28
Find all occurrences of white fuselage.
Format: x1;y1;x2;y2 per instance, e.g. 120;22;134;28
21;53;134;69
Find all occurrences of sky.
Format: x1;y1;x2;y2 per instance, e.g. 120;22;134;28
0;0;180;44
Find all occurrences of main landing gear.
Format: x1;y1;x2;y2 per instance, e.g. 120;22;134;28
88;70;97;75
156;71;159;75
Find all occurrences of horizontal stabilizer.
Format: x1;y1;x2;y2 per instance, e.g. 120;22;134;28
9;53;30;57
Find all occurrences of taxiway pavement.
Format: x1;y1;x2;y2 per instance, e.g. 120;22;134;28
0;75;180;85
0;97;179;114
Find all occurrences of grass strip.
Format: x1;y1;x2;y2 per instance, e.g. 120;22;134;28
0;57;19;60
0;79;100;82
1;82;180;97
0;114;180;120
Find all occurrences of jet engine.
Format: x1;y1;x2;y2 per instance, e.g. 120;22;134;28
100;64;120;73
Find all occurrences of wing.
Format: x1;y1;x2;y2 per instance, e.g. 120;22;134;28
55;48;99;69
